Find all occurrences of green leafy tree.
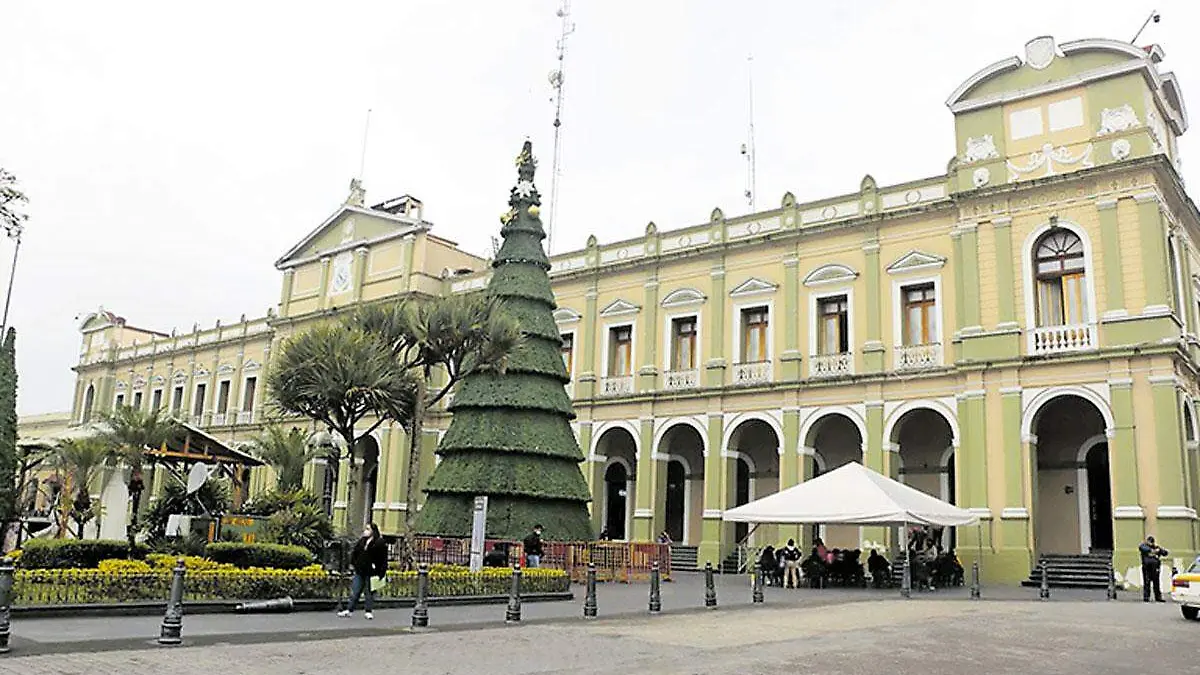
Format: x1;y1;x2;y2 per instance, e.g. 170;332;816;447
266;323;418;517
414;141;592;540
141;478;231;541
350;291;521;553
0;169;27;237
54;437;111;538
0;329;17;549
102;405;176;550
263;501;334;555
251;425;320;491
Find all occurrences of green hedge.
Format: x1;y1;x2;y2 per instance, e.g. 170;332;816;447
204;542;313;570
423;451;591;500
488;264;556;304
438;409;584;460
494;232;550;268
497;297;563;341
502;337;571;380
450;372;574;415
20;539;150;569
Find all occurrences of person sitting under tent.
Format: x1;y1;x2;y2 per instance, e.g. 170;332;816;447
802;546;827;588
868;549;891;588
758;545;777;586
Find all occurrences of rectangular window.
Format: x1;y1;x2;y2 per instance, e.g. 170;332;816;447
151;388;163;411
217;380;231;414
740;307;769;362
901;284;937;346
1037;273;1087;326
1009;107;1044;140
560;333;574;376
242;377;257;412
193;383;207;416
115;393;125;408
671;317;697;370
818;296;849;355
171;386;184;413
1047;97;1083;132
132;391;143;409
608;326;632;376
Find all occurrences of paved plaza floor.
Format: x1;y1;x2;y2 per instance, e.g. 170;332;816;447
1;576;1194;673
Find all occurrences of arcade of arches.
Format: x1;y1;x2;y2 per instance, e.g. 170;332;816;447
583;387;1200;583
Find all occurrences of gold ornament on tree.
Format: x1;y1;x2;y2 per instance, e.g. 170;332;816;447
527;205;540;217
500;209;517;225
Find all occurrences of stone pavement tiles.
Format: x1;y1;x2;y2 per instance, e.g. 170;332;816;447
0;596;1192;674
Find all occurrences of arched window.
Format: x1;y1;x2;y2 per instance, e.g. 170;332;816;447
81;384;95;423
1034;228;1087;326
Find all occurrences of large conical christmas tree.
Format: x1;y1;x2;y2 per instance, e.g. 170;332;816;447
414;141;593;541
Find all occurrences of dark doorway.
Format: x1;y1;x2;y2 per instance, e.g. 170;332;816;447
665;460;686;543
734;458;751;543
945;454;957;551
604;462;628;540
1086;444;1114;551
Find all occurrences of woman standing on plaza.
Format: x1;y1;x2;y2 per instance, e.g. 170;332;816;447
338;522;388;620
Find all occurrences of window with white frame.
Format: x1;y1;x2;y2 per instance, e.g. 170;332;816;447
1033;228;1088;326
901;283;937;346
560;332;574;376
1168;238;1184;316
242;376;257;412
193;383;207;417
171;386;184;413
817;296;849;354
607;326;632;376
114;393;125;409
216;380;231;414
132;391;143;410
740;307;769;362
671;316;697;370
150;388;163;412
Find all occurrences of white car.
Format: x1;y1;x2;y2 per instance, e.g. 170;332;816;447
1172;556;1200;621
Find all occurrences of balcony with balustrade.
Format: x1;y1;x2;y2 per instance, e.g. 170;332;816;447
894;343;943;371
211;412;228;426
809;352;853;379
236;410;255;425
663;369;700;391
1029;323;1095;355
731;361;772;385
600;375;634;397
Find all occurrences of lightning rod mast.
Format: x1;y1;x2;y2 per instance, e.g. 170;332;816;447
741;55;757;213
547;0;574;255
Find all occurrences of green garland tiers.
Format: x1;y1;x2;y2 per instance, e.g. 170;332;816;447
414;141;593;541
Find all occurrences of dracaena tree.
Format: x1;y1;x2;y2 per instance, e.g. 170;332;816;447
265;322;419;519
349;291;522;549
251;425;322;492
54;437;112;538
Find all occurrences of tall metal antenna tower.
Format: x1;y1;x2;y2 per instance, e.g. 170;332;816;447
740;56;757;213
358;108;373;180
546;0;575;255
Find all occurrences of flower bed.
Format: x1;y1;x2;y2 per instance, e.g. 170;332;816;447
11;563;569;607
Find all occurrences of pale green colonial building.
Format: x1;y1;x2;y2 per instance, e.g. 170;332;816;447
24;35;1200;583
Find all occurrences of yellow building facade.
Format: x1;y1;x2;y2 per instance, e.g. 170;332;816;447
25;36;1200;582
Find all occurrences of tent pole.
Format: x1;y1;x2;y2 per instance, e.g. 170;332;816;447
900;523;911;599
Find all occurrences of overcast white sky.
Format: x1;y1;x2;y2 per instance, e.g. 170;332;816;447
3;1;1197;416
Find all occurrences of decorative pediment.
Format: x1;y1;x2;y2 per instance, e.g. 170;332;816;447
275;202;424;270
193;367;209;378
172;370;188;384
151;375;166;386
599;299;641;317
115;381;128;391
661;288;707;308
217;364;236;376
132;376;147;388
886;250;947;275
553;308;582;324
243;360;262;373
728;278;778;298
803;264;858;287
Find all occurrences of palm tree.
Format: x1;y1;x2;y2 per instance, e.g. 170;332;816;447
54;438;111;538
102;405;176;549
251;425;320;491
350;293;521;549
266;322;419;517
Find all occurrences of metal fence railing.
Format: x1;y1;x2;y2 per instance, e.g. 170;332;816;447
390;537;672;583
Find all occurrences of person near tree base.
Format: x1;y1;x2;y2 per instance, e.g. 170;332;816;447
338;522;388;620
1139;535;1169;603
523;524;544;568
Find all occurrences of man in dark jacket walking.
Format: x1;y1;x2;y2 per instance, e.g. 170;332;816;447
523;524;544;568
1139;535;1169;602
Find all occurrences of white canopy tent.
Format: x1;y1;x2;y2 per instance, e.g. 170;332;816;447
722;462;979;596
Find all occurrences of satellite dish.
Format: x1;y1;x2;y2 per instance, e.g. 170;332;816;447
186;463;212;495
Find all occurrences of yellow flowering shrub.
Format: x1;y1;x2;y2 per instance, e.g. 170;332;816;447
97;559;152;573
7;549;22;562
146;554;232;571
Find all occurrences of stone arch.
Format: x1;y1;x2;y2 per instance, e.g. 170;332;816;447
800;407;867;452
601;455;634;541
1022;385;1114;438
657;422;706;545
725;417;781;546
884;399;960;449
654;416;708;457
591;420;641;460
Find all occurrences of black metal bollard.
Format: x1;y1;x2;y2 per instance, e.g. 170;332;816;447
970;560;981;600
583;563;598;619
649;562;662;613
0;557;13;654
158;557;186;646
704;561;717;609
412;563;430;629
234;597;294;614
752;562;764;604
1038;561;1050;600
1107;559;1118;600
505;564;522;624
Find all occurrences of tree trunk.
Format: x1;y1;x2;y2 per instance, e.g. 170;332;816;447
127;489;141;554
401;385;426;568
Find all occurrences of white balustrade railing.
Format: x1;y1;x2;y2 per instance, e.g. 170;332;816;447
663;369;700;390
895;343;942;371
600;375;634;396
732;361;772;385
809;352;853;378
1030;323;1095;355
211;413;227;426
190;414;204;427
236;410;254;425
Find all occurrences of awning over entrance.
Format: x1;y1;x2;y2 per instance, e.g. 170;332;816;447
722;461;978;527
